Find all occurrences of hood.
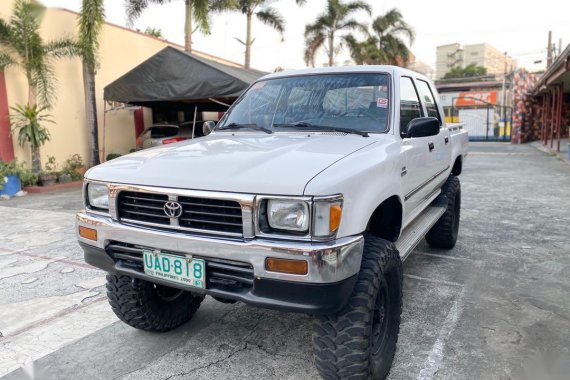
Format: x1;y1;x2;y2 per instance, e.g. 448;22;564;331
87;132;376;195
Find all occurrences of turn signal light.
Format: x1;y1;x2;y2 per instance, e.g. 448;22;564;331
265;258;308;275
329;204;342;232
79;226;97;241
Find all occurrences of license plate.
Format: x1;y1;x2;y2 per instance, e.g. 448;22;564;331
143;250;205;289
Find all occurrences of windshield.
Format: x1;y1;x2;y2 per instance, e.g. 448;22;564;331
218;73;390;133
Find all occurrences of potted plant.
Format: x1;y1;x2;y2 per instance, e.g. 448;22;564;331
0;160;22;196
39;156;57;186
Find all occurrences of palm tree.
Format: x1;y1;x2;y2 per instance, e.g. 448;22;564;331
212;0;305;69
124;0;211;52
78;0;105;167
303;0;370;68
0;0;78;108
0;0;78;173
370;8;414;65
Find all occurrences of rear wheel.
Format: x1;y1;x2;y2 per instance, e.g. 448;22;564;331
426;176;461;249
106;274;204;332
313;235;403;380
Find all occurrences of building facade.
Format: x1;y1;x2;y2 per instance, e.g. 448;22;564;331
435;42;517;79
0;0;242;168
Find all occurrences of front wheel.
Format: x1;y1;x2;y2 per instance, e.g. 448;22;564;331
313;235;403;380
106;274;204;332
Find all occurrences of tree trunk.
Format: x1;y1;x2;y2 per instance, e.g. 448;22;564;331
184;0;192;52
328;32;334;67
82;61;101;166
27;85;41;173
245;11;253;69
28;85;37;108
31;147;41;174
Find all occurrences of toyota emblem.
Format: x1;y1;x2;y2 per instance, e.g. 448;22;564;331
164;201;183;218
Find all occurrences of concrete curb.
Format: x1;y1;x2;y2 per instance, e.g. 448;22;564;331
23;181;83;194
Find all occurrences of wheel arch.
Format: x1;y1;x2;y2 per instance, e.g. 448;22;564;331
451;155;463;176
365;195;403;242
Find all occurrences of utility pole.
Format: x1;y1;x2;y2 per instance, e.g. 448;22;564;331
547;31;552;68
501;51;508;138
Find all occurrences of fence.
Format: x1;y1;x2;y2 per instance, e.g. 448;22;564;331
447;96;512;142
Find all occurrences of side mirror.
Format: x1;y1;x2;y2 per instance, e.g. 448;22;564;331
406;117;440;138
202;121;216;136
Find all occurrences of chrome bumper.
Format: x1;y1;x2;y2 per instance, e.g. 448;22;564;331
76;211;364;284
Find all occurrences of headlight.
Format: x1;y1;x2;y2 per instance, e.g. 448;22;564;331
313;197;343;237
267;200;309;232
87;183;109;210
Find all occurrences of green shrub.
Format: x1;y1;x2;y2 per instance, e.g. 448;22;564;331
0;160;38;189
61;154;85;181
106;153;121;161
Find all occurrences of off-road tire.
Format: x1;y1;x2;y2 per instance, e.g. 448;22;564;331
313;235;403;380
106;274;204;332
426;176;461;249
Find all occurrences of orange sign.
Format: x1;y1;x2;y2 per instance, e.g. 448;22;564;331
454;91;498;106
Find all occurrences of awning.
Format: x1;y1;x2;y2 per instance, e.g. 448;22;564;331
103;46;266;105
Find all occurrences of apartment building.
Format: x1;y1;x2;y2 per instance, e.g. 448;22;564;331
435;42;517;79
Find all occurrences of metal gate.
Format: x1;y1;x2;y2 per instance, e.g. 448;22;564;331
449;96;512;142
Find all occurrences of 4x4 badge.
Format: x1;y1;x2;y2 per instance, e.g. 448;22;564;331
163;201;183;218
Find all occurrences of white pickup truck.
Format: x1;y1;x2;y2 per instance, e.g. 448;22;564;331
77;66;467;379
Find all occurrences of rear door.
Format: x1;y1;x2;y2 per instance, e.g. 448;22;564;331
400;76;437;219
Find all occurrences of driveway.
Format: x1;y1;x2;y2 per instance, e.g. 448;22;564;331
1;142;569;379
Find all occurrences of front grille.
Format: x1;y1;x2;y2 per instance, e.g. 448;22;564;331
178;196;243;234
117;191;243;236
107;242;254;289
118;191;170;225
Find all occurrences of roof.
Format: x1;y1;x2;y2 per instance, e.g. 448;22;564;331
104;47;267;104
261;65;430;82
436;80;502;92
532;43;570;94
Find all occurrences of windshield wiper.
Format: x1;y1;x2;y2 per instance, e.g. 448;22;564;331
217;122;273;134
273;122;369;137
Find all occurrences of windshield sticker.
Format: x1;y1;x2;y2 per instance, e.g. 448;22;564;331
376;97;388;108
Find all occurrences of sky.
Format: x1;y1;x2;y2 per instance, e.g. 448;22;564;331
40;0;569;73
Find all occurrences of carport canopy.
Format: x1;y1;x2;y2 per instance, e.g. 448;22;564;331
103;46;266;106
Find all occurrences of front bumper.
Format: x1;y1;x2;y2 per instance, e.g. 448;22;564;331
77;212;363;314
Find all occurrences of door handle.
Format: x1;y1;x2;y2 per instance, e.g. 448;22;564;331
428;142;435;152
444;136;449;144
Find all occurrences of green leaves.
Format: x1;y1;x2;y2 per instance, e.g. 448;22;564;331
9;103;53;151
343;7;415;66
443;64;487;79
78;0;104;69
304;0;371;67
0;0;79;108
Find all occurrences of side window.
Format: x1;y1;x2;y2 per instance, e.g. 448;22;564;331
399;77;422;135
416;80;442;124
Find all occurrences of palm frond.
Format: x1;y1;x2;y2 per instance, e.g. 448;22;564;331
78;0;105;68
43;37;81;59
256;7;285;39
345;0;371;16
192;0;212;34
0;51;18;69
304;30;325;67
124;0;171;25
30;59;57;109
